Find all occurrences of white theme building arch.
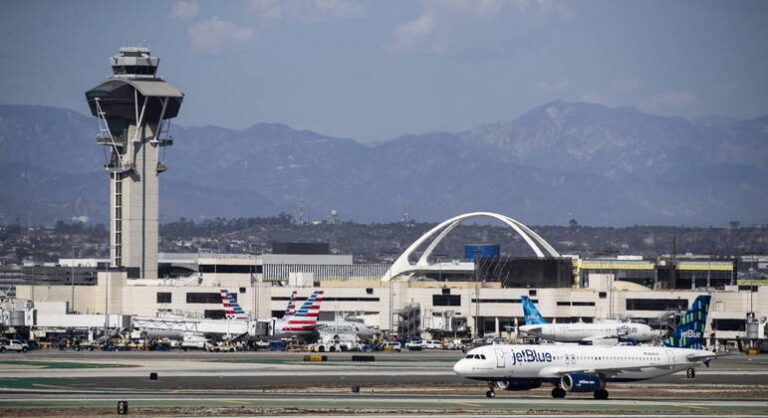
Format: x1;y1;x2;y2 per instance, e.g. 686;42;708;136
382;211;560;281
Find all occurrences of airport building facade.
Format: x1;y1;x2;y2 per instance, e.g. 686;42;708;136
13;253;767;342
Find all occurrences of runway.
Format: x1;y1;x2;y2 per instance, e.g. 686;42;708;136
1;350;766;416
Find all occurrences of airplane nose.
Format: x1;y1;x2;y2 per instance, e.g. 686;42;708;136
453;360;469;376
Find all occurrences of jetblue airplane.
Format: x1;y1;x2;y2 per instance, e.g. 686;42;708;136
454;295;715;399
518;296;655;343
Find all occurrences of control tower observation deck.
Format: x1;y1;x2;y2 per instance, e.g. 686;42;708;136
85;47;184;279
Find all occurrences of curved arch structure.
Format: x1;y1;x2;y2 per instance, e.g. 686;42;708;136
382;212;560;281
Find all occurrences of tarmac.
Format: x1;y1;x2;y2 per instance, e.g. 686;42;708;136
0;349;766;416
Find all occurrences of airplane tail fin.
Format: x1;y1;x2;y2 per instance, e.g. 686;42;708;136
521;296;548;325
283;290;324;332
663;295;711;349
284;290;298;317
219;289;248;320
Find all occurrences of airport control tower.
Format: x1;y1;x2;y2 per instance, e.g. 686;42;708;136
85;47;184;279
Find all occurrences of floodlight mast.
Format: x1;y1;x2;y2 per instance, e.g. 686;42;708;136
85;47;184;279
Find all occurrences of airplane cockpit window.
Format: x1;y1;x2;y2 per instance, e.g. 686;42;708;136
464;354;486;359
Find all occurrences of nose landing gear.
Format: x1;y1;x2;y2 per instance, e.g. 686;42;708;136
486;381;496;398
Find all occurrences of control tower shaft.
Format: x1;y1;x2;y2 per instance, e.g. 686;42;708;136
85;47;184;279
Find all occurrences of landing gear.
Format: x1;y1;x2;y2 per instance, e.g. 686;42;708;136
551;387;566;398
686;368;695;379
486;381;496;398
594;389;609;400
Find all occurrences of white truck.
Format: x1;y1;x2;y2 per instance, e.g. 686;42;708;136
181;334;210;351
313;333;360;352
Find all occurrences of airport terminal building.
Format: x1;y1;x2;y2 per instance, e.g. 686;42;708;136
11;247;767;343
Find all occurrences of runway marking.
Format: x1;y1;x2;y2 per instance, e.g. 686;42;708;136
686;405;709;410
453;401;483;407
218;399;251;405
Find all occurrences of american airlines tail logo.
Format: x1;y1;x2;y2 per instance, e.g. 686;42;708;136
219;289;247;320
511;348;554;365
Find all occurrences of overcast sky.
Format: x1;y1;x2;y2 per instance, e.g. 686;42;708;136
1;0;767;141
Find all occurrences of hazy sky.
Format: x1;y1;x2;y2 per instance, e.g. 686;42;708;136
1;0;767;141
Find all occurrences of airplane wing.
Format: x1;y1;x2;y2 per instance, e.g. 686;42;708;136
686;352;717;363
521;327;542;334
580;335;620;344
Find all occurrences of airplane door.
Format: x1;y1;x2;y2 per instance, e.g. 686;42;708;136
565;353;576;366
664;349;674;367
495;348;505;368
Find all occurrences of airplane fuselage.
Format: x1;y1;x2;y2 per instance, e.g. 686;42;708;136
316;321;375;339
454;344;713;383
518;323;655;343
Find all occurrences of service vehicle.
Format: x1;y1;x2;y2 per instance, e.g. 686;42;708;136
0;338;28;353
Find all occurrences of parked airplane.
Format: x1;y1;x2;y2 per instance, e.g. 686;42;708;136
274;290;324;336
316;319;376;339
284;290;298;316
281;290;375;339
454;295;715;399
518;296;655;343
220;289;324;337
219;289;248;320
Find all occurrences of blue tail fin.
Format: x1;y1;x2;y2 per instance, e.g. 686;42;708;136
663;295;711;349
521;296;548;325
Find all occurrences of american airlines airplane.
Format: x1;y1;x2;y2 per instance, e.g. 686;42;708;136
281;291;376;339
517;296;655;343
454;295;715;399
220;289;324;337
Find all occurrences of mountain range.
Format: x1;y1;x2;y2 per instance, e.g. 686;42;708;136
1;101;766;226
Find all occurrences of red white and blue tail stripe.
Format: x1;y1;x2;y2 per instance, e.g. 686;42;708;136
281;290;323;333
219;289;248;320
284;290;298;317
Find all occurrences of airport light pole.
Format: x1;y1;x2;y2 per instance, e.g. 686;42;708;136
70;247;76;313
103;258;109;339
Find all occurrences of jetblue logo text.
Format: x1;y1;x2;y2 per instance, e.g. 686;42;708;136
680;329;701;338
511;349;553;365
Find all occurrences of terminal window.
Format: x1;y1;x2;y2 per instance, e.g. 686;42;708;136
712;318;746;331
156;292;171;303
199;265;261;274
187;292;235;304
556;301;596;306
204;310;226;319
626;298;688;311
471;298;535;304
433;294;461;306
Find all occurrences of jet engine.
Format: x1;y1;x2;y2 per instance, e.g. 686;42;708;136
496;380;542;391
560;373;604;392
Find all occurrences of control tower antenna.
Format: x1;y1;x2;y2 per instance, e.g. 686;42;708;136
85;47;184;279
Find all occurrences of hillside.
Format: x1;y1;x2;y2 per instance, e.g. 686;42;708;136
1;101;766;226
